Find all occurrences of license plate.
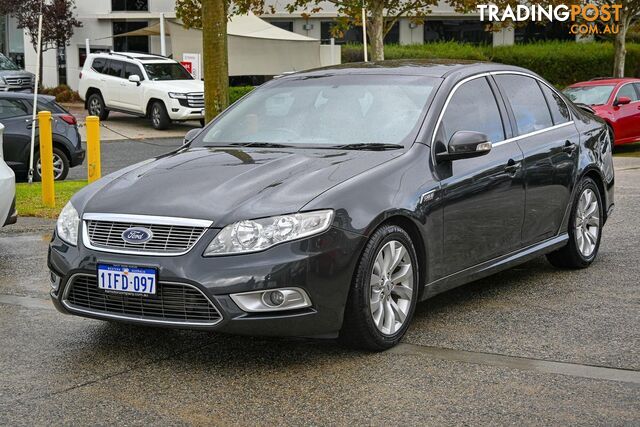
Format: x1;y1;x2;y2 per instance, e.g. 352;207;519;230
97;264;157;295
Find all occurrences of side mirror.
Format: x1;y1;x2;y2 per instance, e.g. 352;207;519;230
183;128;201;145
128;74;141;86
614;96;631;106
437;131;492;162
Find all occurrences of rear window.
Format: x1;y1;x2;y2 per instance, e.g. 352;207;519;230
104;60;124;78
91;57;106;73
0;99;28;119
495;75;554;136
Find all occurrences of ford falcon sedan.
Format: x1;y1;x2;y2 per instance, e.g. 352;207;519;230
48;60;614;350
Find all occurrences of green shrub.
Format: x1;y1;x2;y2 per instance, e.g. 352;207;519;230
341;41;640;87
230;86;254;104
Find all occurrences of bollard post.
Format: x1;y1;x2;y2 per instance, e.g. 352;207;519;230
86;116;101;183
38;111;55;207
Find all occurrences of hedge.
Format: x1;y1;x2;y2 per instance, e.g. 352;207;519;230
230;86;254;104
341;41;640;87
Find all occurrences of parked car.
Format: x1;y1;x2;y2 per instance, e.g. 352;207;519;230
0;124;17;227
0;92;84;181
49;61;614;351
563;77;640;146
0;53;35;92
78;52;205;130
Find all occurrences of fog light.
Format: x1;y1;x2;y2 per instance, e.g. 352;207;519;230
230;288;312;312
266;290;285;306
49;271;60;291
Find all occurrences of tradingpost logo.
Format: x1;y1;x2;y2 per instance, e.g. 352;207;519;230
477;3;622;35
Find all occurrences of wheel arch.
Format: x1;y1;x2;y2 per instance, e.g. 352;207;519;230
581;167;608;222
84;87;102;109
146;98;166;117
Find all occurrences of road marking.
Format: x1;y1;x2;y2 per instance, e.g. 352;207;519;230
0;294;54;311
390;343;640;385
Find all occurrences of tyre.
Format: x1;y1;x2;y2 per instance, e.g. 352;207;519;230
199;118;206;127
546;177;603;269
150;101;171;130
340;224;419;351
87;92;109;121
34;147;70;181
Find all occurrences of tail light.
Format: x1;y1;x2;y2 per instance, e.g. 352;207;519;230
60;114;77;125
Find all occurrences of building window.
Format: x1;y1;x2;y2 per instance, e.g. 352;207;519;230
269;21;294;32
424;20;492;44
112;0;148;12
514;22;574;43
321;21;400;45
113;21;149;53
78;47;110;68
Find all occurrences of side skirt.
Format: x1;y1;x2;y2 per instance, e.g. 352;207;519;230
421;234;569;300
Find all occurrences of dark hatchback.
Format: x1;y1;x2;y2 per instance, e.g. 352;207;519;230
0;92;84;181
48;61;614;350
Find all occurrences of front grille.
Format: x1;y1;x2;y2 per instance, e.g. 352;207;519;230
64;274;222;325
186;93;204;108
86;220;206;254
4;76;32;87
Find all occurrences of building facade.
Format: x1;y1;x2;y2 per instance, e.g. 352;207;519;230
5;0;578;91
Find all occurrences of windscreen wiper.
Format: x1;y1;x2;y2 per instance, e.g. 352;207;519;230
333;143;404;151
229;142;294;148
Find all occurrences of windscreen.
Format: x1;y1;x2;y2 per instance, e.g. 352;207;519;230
143;63;193;81
0;53;19;71
197;75;439;147
563;85;615;106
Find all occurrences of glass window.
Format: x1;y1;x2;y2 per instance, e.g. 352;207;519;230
104;60;124;78
112;0;148;11
113;21;149;53
124;62;144;80
563;85;614;106
0;53;19;71
143;63;192;81
269;21;294;32
197;75;438;147
495;75;553;135
540;83;570;124
0;99;28;119
616;84;639;102
424;20;492;44
91;57;106;73
439;77;504;144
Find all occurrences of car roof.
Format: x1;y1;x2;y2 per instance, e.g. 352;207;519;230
282;59;534;80
569;77;640;87
89;51;174;63
0;92;56;103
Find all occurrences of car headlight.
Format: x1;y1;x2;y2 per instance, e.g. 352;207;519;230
56;201;80;246
204;210;334;256
168;92;187;99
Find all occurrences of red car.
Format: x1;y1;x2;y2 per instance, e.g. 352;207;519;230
564;78;640;146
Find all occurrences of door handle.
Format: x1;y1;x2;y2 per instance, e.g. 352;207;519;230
504;158;521;174
562;140;577;154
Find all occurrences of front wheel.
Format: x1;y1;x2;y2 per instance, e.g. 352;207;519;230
150;101;171;130
340;224;419;351
546;178;603;269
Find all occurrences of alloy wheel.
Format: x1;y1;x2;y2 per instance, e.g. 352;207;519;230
575;188;600;257
89;97;101;116
37;153;65;180
152;106;161;127
369;240;414;335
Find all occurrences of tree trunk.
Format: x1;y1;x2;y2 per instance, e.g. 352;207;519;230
368;1;385;61
202;0;229;122
613;12;629;78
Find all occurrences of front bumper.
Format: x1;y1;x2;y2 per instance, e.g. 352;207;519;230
167;98;204;121
48;225;366;338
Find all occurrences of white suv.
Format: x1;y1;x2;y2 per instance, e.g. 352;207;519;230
78;52;205;130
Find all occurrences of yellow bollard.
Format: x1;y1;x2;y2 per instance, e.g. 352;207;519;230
86;116;101;183
38;111;55;208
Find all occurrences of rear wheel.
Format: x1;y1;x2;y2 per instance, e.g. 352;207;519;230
546;178;602;269
34;147;70;181
87;93;109;121
340;224;419;351
150;101;171;130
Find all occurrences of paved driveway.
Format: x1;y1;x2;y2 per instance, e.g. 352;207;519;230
1;157;638;425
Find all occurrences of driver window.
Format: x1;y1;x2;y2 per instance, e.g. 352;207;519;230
617;84;639;102
439;78;505;144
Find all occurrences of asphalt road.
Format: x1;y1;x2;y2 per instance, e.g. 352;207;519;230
1;154;639;425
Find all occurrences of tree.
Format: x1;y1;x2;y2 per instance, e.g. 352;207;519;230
176;0;263;120
608;0;640;77
0;0;82;87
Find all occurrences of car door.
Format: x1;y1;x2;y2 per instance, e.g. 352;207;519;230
611;83;640;144
120;62;145;113
435;76;525;274
0;98;32;173
102;59;125;108
493;73;578;245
